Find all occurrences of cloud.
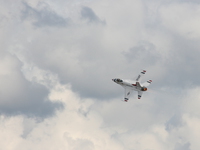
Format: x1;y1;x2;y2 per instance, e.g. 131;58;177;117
176;0;200;4
165;114;184;131
174;142;191;150
9;0;147;99
0;52;63;118
159;2;200;38
21;2;71;28
81;6;105;24
123;41;160;65
1;0;200;149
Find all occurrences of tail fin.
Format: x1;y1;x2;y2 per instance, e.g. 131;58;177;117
136;70;146;82
136;82;142;89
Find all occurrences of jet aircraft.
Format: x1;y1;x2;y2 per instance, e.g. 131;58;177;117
112;70;152;102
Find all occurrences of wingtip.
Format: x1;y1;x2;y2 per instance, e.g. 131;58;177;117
141;70;146;74
147;80;152;84
121;98;128;102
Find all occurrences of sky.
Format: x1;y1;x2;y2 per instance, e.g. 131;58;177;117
0;0;200;149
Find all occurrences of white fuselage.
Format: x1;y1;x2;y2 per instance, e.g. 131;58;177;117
112;79;144;92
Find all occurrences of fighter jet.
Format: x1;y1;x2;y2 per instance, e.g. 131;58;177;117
112;70;152;102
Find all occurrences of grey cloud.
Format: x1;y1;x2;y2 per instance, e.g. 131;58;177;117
16;26;117;100
174;142;191;150
165;114;184;131
21;2;70;28
81;6;105;24
160;35;200;88
21;117;37;139
142;0;200;4
1;0;200;149
178;0;200;3
0;81;63;118
9;0;200;102
123;41;160;65
0;54;63;118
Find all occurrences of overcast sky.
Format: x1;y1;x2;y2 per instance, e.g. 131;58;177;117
1;0;200;149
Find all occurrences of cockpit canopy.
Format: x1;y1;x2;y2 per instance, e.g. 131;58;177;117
141;87;147;91
116;78;123;82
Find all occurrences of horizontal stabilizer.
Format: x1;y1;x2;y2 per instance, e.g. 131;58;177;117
138;91;143;99
142;80;152;87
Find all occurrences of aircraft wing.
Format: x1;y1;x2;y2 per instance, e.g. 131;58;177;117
138;91;143;99
136;70;146;82
142;80;152;87
123;87;133;102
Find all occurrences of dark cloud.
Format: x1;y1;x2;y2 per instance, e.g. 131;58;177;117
0;54;63;118
21;2;70;28
0;82;63;118
123;41;160;65
165;114;184;131
174;142;191;150
81;6;105;24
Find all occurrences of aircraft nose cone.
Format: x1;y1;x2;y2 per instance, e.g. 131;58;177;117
112;79;115;82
